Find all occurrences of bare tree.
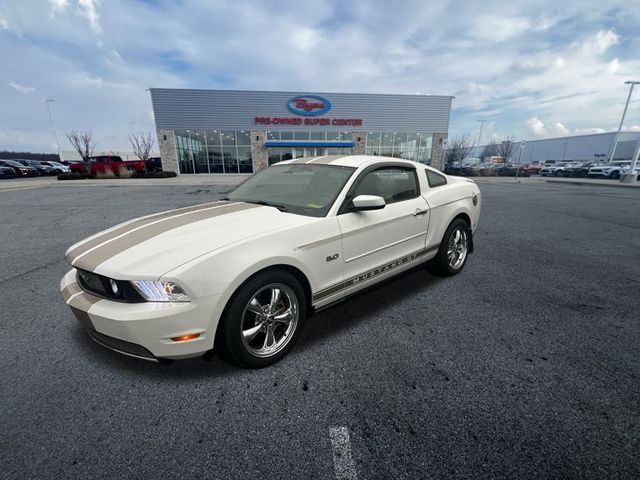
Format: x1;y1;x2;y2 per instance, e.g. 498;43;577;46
66;130;96;173
128;131;155;170
479;140;499;162
445;134;475;173
496;136;517;164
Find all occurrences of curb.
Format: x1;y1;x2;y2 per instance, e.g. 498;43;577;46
546;179;640;189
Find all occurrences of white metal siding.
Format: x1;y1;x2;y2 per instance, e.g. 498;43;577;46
150;88;452;133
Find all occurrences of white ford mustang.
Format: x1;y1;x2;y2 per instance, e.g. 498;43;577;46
61;155;481;367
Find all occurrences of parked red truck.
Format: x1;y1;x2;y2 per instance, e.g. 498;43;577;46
69;155;146;176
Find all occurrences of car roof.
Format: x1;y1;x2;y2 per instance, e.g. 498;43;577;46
280;154;434;171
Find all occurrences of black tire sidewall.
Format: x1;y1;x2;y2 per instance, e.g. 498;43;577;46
217;270;307;368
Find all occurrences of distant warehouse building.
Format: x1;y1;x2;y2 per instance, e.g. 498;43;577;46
471;131;640;164
149;89;452;175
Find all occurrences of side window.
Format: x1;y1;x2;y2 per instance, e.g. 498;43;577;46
426;169;447;188
354;167;419;204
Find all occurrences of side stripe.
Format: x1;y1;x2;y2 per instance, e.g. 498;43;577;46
312;243;440;302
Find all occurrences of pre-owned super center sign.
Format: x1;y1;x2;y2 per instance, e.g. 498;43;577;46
254;95;363;126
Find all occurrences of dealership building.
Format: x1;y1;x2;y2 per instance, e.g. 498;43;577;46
149;89;452;175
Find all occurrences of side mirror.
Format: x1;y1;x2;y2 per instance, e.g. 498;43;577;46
351;195;386;211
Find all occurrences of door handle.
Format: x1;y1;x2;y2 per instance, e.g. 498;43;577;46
413;208;429;216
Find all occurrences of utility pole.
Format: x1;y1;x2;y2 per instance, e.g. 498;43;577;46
608;81;639;165
46;99;63;162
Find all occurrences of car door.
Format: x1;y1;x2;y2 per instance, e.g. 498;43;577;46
337;165;429;292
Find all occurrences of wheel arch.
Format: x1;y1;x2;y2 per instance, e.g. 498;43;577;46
213;262;313;348
450;212;474;253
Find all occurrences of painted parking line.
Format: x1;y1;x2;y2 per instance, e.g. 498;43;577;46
329;427;358;480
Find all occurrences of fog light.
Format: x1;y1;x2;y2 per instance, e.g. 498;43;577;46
170;333;201;342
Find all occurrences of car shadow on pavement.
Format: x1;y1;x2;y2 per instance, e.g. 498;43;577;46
69;265;443;378
300;265;443;350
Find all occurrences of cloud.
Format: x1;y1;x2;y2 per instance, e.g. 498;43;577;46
49;0;69;13
2;0;640;152
78;0;102;35
526;116;570;137
81;76;103;87
580;29;619;55
575;127;607;134
8;81;36;94
0;15;9;30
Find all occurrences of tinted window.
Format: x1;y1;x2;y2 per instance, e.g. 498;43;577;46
227;164;355;217
354;167;419;204
426;170;447;187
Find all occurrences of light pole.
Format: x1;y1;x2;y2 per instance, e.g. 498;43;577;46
608;81;639;165
46;99;63;161
515;141;526;180
476;120;487;157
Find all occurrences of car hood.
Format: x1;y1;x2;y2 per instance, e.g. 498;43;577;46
66;201;314;279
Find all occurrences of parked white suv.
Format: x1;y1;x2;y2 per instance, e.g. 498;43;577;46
588;162;639;179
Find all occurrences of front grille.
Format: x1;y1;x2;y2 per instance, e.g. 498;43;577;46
76;269;145;303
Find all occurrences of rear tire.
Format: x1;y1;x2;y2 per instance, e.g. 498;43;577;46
428;218;471;277
216;270;307;368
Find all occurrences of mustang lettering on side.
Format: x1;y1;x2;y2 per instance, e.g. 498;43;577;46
61;155;481;367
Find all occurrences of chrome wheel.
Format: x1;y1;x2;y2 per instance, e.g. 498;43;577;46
447;227;468;270
240;283;299;358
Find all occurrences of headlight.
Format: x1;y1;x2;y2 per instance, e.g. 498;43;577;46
131;280;190;302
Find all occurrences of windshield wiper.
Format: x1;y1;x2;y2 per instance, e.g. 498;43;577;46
245;200;288;212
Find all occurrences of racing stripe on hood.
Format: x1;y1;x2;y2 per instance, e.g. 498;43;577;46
66;201;227;261
72;202;260;271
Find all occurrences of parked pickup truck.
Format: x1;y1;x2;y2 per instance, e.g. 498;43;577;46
69;155;146;176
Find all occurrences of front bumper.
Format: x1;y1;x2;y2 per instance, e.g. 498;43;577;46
60;268;221;360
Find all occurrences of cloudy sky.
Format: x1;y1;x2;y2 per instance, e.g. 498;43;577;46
1;0;640;153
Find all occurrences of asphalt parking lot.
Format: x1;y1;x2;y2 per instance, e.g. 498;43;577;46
1;180;639;479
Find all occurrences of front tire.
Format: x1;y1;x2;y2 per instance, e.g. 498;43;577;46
428;219;471;277
216;270;307;368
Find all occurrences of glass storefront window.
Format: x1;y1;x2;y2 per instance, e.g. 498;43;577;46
223;146;239;173
280;132;294;140
238;147;252;173
381;132;393;146
175;129;254;174
339;132;353;141
310;132;326;141
267;131;280;141
208;145;223;173
294;131;310;140
236;130;251;145
268;148;282;165
220;131;236;146
326;132;339;141
366;132;380;148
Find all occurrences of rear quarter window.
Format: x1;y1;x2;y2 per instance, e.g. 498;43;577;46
426;170;447;188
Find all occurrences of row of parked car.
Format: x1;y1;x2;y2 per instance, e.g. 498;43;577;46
444;159;640;179
0;155;163;180
0;159;71;178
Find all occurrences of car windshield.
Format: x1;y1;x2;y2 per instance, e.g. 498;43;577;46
2;160;23;167
226;163;356;217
